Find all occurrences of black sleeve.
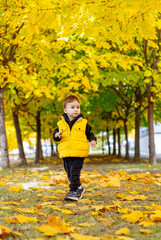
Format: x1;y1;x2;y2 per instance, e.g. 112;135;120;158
53;127;61;142
85;123;97;142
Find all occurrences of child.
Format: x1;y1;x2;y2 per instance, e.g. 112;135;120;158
53;95;97;201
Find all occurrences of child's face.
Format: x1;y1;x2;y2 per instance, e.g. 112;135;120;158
64;100;80;121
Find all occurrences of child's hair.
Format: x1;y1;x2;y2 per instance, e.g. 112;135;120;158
63;95;80;109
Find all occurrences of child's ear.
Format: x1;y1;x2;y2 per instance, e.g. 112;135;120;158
64;108;67;113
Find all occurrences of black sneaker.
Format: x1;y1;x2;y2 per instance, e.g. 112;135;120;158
76;185;85;199
64;190;78;201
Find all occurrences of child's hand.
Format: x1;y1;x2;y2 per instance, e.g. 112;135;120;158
55;132;63;139
90;140;97;148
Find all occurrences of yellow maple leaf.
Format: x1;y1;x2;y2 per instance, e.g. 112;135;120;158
35;215;75;236
70;233;100;240
8;185;23;192
14;208;37;214
139;221;155;227
4;215;38;223
0;181;6;185
150;210;161;222
116;236;135;240
0;224;22;237
121;210;143;223
116;227;130;235
78;223;95;227
61;209;75;215
139;229;152;235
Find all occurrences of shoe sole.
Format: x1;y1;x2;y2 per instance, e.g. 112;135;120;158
78;188;85;199
64;196;78;201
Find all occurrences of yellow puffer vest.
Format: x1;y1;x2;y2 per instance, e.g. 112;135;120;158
57;117;90;158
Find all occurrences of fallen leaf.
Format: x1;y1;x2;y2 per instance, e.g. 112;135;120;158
0;224;22;237
121;211;143;223
139;229;152;235
8;185;23;192
70;233;100;240
34;215;75;236
4;215;38;223
116;227;130;235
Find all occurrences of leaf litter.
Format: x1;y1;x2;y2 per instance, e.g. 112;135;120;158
0;157;161;239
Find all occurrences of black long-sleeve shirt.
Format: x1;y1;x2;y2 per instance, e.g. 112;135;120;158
53;113;97;142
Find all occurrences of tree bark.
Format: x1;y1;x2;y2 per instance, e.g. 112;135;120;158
112;128;116;155
107;127;111;155
39;139;44;160
0;88;10;168
134;105;141;162
35;110;41;163
12;110;27;165
124;120;129;160
117;128;121;157
147;83;157;164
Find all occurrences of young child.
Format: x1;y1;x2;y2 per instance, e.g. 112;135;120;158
53;95;97;201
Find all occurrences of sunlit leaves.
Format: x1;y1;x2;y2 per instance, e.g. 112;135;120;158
0;224;22;237
35;215;75;236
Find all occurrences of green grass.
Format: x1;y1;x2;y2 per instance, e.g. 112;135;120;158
0;155;161;239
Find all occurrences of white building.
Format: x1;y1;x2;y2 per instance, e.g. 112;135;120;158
140;123;161;154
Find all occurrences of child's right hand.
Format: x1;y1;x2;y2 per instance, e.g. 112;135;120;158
55;132;63;139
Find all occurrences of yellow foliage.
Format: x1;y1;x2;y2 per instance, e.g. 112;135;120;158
116;227;130;235
121;210;144;223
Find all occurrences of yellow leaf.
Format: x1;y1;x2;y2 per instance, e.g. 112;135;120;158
78;223;95;227
61;209;75;215
4;215;38;223
116;237;135;240
90;211;104;216
121;210;143;223
150;210;161;222
0;181;6;185
64;203;77;208
70;233;100;240
14;208;37;214
139;229;152;235
8;185;23;192
1;207;11;210
139;221;155;227
116;227;130;235
0;224;22;237
56;236;70;240
34;215;75;236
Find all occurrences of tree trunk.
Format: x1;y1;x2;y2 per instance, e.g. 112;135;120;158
50;139;54;156
117;128;121;157
35;111;41;163
112;128;116;155
134;106;141;162
147;83;157;164
49;129;54;156
12;110;27;165
107;127;111;155
124;120;129;160
0;88;10;168
39;139;44;160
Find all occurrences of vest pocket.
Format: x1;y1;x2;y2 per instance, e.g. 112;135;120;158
74;127;85;139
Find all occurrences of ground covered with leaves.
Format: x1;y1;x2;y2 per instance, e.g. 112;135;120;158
0;155;161;240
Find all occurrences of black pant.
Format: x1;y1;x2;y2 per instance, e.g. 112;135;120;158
63;157;84;191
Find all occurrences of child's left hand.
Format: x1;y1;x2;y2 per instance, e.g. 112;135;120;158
90;140;97;148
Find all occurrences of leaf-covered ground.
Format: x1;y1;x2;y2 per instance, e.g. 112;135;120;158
0;155;161;240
